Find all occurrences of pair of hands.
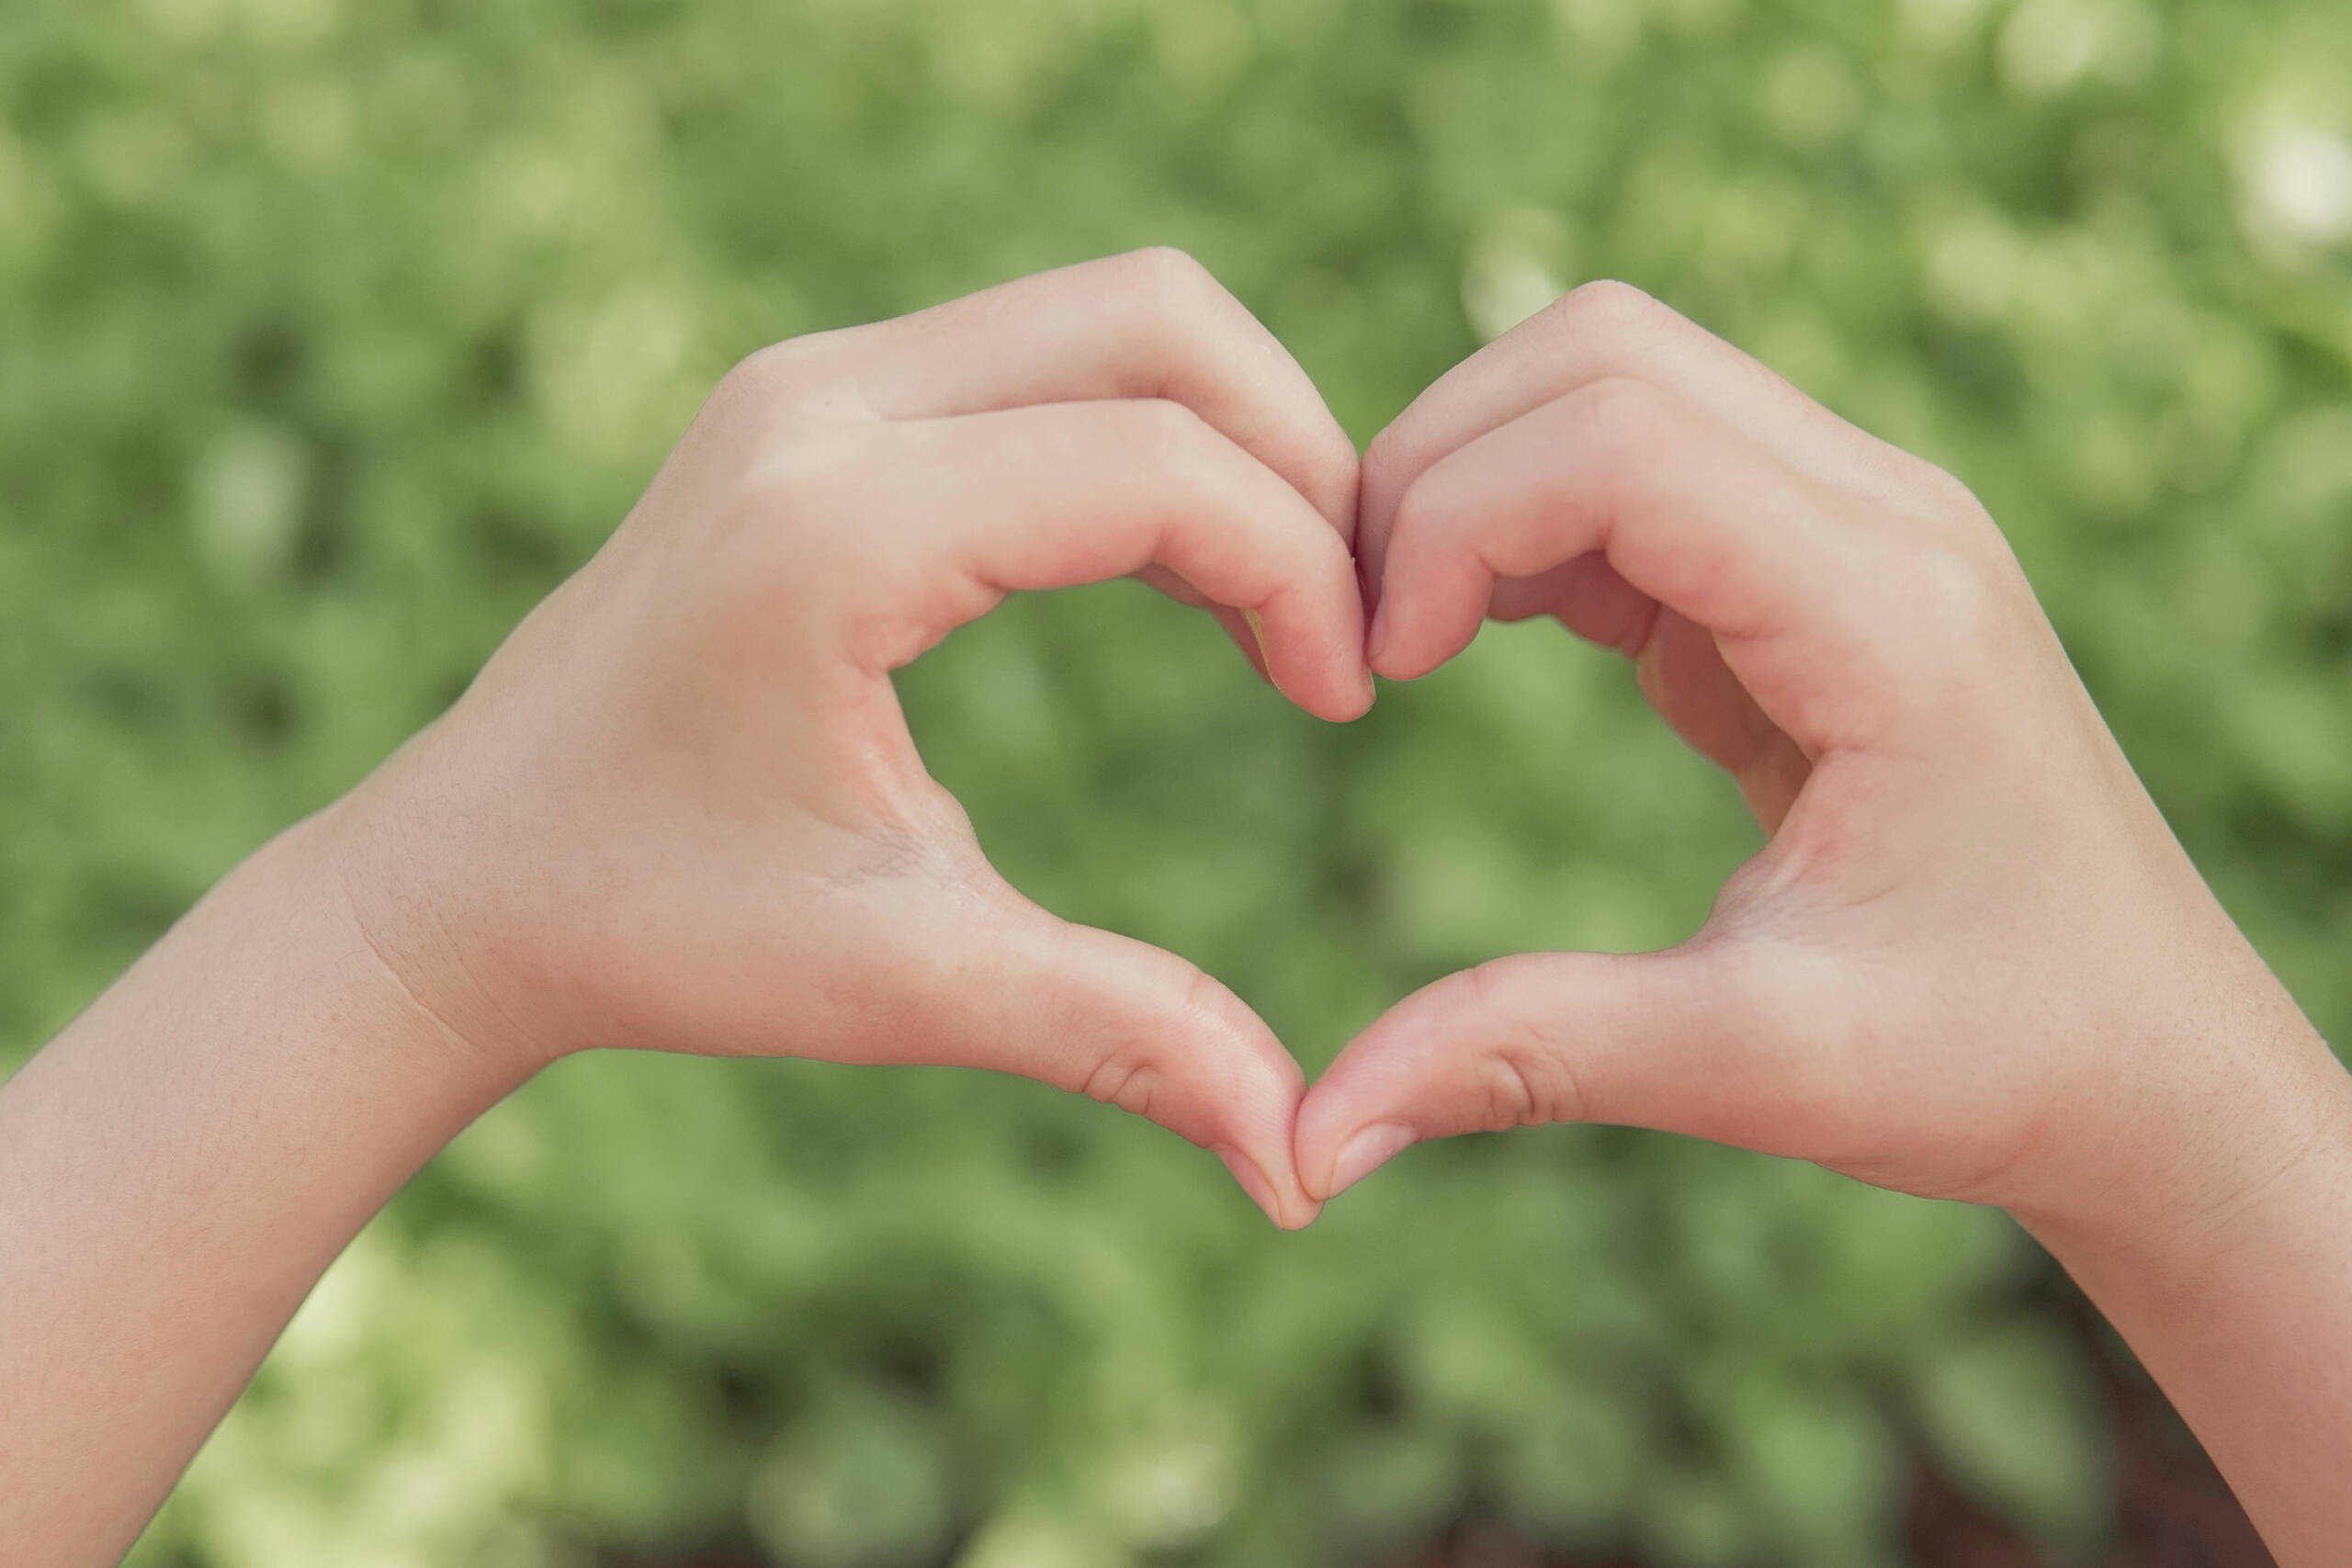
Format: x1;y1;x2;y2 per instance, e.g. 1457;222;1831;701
326;248;2327;1250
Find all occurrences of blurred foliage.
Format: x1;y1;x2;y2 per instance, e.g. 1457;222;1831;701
3;0;2349;1563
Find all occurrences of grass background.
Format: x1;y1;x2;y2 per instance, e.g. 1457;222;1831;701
3;0;2349;1563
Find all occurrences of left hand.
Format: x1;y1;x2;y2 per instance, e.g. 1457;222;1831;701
325;250;1373;1228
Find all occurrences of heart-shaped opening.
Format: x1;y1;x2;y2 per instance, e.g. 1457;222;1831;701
899;576;1760;1077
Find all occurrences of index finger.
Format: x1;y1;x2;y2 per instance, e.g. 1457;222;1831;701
782;248;1362;542
801;399;1374;722
1359;281;1952;597
1371;378;1912;759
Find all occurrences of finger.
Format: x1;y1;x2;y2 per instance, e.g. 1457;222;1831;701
888;886;1322;1230
789;248;1361;541
1633;606;1816;829
1294;948;1781;1202
1133;564;1275;687
819;400;1374;721
1368;378;1891;755
1482;554;1818;829
1358;279;1943;596
1486;552;1654;651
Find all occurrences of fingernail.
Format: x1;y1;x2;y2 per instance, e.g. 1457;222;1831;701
1365;600;1390;665
1238;608;1275;689
1213;1145;1283;1225
1327;1122;1416;1200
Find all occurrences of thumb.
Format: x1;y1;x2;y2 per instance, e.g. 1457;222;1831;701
920;897;1322;1230
1295;948;1768;1201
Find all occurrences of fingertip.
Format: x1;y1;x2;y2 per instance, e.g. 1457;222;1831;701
1235;606;1275;686
1322;1121;1418;1201
1368;633;1445;683
1104;952;1321;1225
1329;660;1376;723
1293;978;1482;1199
1259;601;1374;722
1266;661;1367;724
1215;1145;1322;1229
1363;588;1474;683
1212;1144;1278;1221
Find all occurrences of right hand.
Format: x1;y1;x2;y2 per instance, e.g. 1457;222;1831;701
320;250;1372;1229
1298;281;2346;1261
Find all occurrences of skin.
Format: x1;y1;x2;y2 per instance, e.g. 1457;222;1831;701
1295;280;2352;1563
1;254;2345;1562
0;251;1366;1563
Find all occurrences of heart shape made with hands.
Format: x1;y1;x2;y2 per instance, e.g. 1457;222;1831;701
1179;280;1838;1223
378;250;2195;1249
883;262;2178;1247
833;267;1862;1230
719;257;2135;1240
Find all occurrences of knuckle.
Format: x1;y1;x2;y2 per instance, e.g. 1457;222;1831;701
1476;1046;1552;1130
1120;243;1221;305
1461;962;1587;1129
717;437;872;592
1871;441;2004;546
738;433;857;524
1384;469;1447;556
719;332;831;404
1360;420;1423;508
1548;278;1669;344
1910;458;1993;526
1567;375;1674;463
1116;396;1214;468
1080;1053;1163;1120
1106;247;1241;355
1476;1043;1585;1131
1110;246;1241;364
716;343;782;399
1900;530;2016;649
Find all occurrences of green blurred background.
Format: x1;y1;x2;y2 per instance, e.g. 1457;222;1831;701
5;0;2349;1562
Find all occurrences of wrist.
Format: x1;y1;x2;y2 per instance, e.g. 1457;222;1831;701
0;791;539;1564
2012;998;2352;1292
303;737;576;1079
240;803;551;1109
2013;1032;2352;1568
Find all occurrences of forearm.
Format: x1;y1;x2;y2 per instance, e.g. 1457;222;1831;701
2019;1020;2352;1566
0;812;531;1564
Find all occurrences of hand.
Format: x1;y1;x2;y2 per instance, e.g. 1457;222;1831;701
326;250;1373;1228
1297;282;2346;1255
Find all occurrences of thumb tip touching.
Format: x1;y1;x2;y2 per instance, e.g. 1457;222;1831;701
1313;1119;1419;1202
1289;948;1737;1205
1289;998;1457;1205
1250;622;1373;724
1017;918;1328;1227
1306;615;1381;723
1294;1064;1424;1202
1215;1144;1321;1229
